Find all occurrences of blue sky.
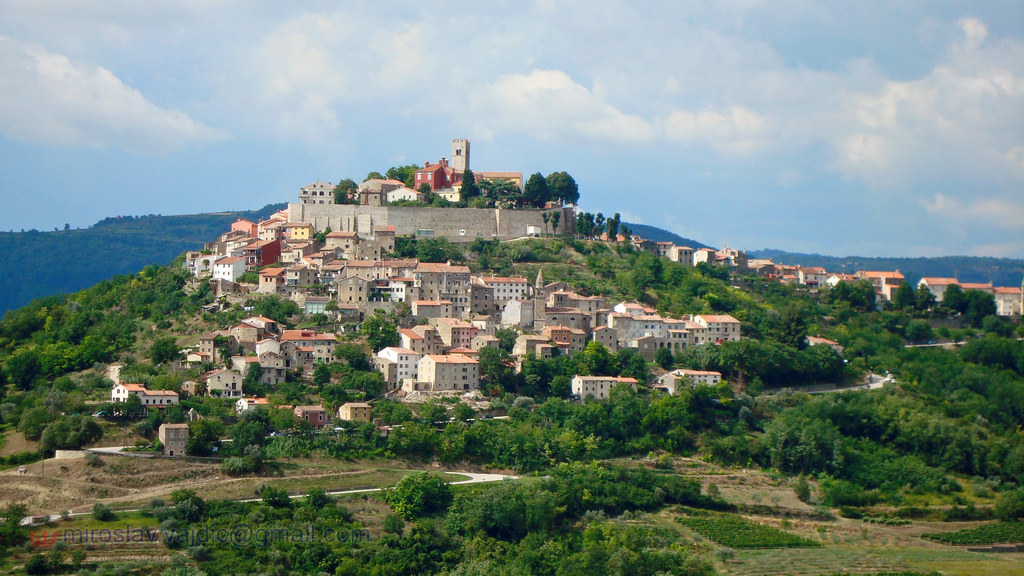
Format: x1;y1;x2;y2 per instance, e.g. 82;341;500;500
1;1;1022;258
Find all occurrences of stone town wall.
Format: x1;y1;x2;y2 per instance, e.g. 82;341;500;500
287;203;575;241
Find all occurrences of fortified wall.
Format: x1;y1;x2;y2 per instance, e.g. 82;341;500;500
287;203;576;241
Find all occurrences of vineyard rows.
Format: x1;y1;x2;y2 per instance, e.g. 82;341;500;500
676;513;820;549
922;521;1024;545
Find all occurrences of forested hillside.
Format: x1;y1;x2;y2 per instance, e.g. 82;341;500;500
0;204;286;315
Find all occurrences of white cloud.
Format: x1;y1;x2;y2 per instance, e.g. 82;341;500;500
477;69;656;145
958;18;988;50
664;105;767;155
0;36;224;154
923;193;1024;231
1008;146;1024;171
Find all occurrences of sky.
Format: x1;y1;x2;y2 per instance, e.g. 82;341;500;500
0;1;1022;258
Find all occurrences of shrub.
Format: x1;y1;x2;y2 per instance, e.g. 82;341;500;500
92;502;115;522
384;472;452;520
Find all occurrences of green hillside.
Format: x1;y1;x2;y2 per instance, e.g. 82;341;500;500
1;234;1023;575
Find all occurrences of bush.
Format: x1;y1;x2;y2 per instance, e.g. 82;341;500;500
384;472;452;520
92;502;115;522
995;488;1024;521
793;476;812;503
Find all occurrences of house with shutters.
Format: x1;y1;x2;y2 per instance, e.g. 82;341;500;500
111;383;179;407
571;375;638;401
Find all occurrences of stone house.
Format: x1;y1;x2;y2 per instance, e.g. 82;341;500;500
158;423;189;457
294;405;328;428
412;354;479;392
571;376;638;401
338;402;372;423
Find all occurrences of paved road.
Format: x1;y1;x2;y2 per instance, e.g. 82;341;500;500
23;470;516;523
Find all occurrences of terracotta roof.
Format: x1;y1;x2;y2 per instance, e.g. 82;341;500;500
147;390;179;397
478;276;528;284
399;329;424;340
857;270;904;279
423;354;478;364
380;346;419;355
415;262;470;274
994;286;1022;294
281;330;335;341
920;277;959;285
241;397;270;405
675;369;722;377
696;314;741;323
573;376;639;383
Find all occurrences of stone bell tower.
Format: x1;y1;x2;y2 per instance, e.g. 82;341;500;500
451;138;470;173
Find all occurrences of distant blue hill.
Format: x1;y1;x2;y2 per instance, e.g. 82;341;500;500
749;249;1024;288
623;222;711;249
0;204;286;315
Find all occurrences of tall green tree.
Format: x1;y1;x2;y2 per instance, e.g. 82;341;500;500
332;179;358;204
892;281;916;309
964;290;997;327
361;311;398;352
385;164;421;188
479;178;520;207
459;168;480;203
606;213;620;239
477;346;518;393
150;335;180;365
545;171;579;205
915;285;937;311
942;284;967;314
523;172;551;208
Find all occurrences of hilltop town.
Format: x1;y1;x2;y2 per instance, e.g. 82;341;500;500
3;140;1024;576
135;138;1021;438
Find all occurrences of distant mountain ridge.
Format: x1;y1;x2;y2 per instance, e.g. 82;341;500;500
622;222;710;249
0;204;286;315
750;249;1024;288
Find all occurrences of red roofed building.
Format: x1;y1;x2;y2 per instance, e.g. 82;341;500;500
693;314;742;343
414;159;458;192
994;286;1022;316
856;271;905;302
414;354;479;392
231;218;258;238
917;277;960;302
294;405;328;428
571;375;638;400
111;383;179;407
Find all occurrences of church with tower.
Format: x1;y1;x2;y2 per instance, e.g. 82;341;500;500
413;138;522;195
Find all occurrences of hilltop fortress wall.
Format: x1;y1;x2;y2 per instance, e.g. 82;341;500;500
288;203;576;241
